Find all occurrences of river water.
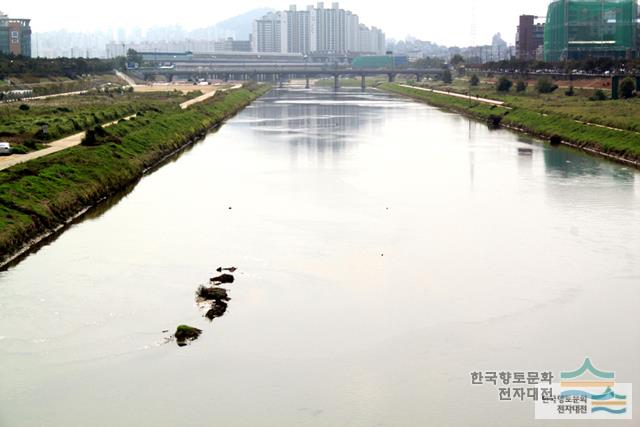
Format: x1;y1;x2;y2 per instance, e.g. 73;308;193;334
1;87;639;426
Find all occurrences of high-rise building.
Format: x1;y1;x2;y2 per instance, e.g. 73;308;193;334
516;15;545;61
0;11;31;57
284;5;310;54
544;0;638;61
253;3;385;55
252;11;286;53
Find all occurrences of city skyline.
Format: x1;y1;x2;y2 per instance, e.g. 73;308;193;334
6;0;551;47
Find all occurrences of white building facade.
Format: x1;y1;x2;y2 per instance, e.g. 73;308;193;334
252;2;385;55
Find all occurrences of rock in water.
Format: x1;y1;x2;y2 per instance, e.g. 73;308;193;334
197;286;230;301
205;301;228;320
174;325;202;346
210;273;234;284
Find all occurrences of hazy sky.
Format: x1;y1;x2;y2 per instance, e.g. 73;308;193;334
7;1;551;46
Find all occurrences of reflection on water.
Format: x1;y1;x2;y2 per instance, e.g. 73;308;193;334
544;145;635;181
0;87;639;427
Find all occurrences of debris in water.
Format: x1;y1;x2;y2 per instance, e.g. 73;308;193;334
210;273;235;284
216;267;237;273
197;285;230;301
205;301;228;320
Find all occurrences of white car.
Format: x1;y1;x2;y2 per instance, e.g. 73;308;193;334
0;142;12;155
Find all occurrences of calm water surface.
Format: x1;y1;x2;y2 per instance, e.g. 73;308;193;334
0;87;639;426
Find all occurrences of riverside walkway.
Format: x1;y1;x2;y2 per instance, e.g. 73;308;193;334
0;85;241;171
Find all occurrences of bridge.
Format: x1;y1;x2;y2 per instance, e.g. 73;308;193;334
130;66;445;90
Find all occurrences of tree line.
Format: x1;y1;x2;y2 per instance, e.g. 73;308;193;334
0;54;125;79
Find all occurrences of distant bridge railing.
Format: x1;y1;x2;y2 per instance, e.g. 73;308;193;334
131;66;445;89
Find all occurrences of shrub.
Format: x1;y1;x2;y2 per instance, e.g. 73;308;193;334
619;77;636;99
496;76;513;92
535;77;558;94
469;74;480;86
487;114;502;129
589;89;608;101
19;104;30;111
516;80;527;92
82;129;99;146
565;85;575;96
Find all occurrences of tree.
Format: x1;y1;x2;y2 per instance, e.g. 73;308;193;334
413;57;445;69
619;77;636;99
451;54;465;67
126;49;143;65
516;79;527;92
442;69;453;84
469;74;480;86
535;76;558;94
496;76;512;92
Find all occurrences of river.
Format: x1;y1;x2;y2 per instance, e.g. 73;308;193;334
0;87;639;426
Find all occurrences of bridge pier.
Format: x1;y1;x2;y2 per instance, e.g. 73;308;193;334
334;75;340;91
416;74;423;83
305;75;310;89
388;73;396;83
361;75;366;91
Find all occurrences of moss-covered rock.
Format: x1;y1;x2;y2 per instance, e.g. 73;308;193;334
174;325;202;346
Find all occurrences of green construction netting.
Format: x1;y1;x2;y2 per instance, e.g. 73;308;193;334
544;0;638;61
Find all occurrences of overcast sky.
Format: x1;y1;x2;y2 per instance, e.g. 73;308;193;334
6;0;551;46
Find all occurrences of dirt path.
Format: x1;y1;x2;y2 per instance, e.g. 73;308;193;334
179;84;242;109
0;85;243;171
115;70;137;87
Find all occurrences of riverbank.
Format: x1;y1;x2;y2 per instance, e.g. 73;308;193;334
0;84;271;267
379;83;640;168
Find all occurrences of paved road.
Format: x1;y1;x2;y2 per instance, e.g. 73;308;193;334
398;84;505;106
0;84;243;171
0;114;136;171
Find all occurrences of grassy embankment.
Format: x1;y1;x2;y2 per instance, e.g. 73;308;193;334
379;82;640;165
0;84;271;262
0;91;192;153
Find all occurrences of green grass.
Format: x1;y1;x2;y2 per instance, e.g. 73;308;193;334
0;91;188;152
2;73;126;97
380;82;640;163
412;76;640;133
0;84;271;260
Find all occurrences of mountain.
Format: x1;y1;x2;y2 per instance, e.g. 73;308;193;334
190;8;274;40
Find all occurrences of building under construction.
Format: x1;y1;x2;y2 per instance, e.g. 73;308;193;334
544;0;638;61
